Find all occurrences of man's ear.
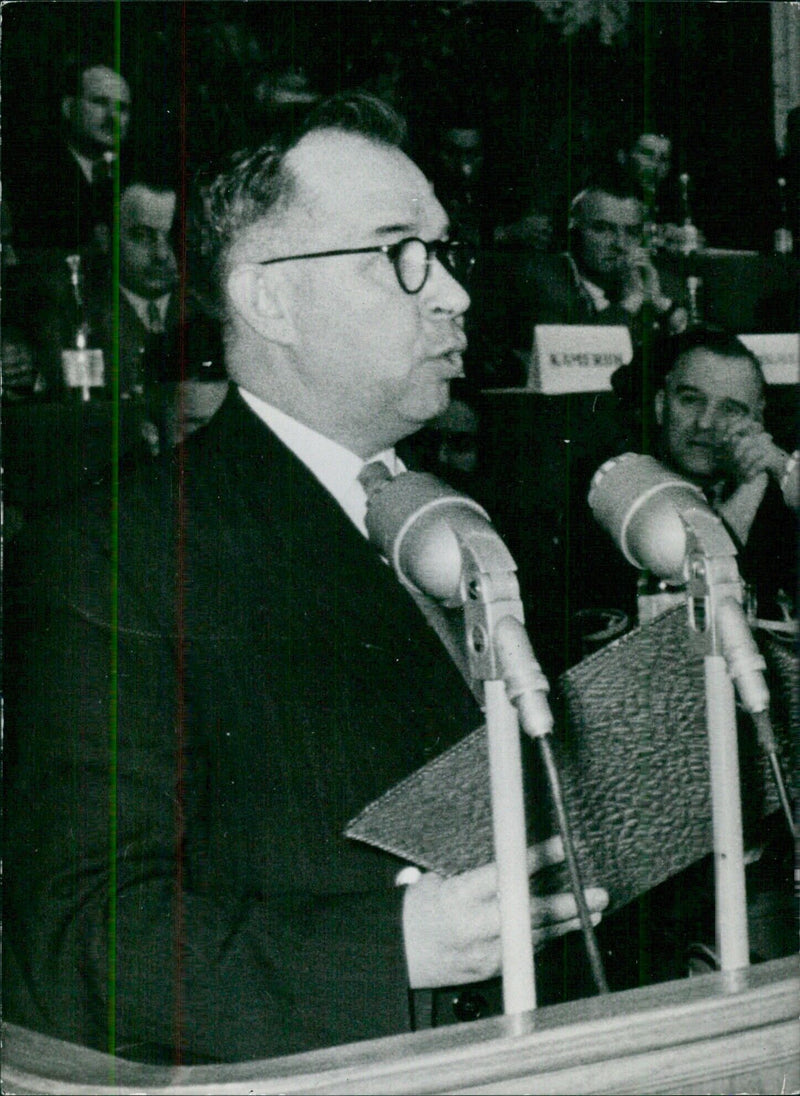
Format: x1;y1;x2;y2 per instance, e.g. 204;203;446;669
61;97;75;126
226;264;297;346
654;388;665;426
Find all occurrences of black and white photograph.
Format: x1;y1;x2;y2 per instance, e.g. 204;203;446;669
1;2;797;1092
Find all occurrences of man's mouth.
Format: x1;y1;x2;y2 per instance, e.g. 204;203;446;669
437;347;466;376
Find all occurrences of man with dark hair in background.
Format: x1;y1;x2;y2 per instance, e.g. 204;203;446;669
4;92;606;1065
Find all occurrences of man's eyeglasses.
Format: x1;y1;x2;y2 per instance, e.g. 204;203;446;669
257;236;475;295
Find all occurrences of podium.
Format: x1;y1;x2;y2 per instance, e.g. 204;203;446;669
2;956;797;1095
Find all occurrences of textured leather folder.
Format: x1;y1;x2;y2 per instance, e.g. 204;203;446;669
346;607;796;912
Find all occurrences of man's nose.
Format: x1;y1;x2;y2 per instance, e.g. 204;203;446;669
152;235;174;262
423;258;471;317
697;404;716;431
612;227;632;248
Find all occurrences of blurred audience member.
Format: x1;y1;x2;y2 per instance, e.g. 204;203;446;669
36;170;178;400
617;131;706;255
2;325;42;401
154;315;229;448
616;131;672;242
399;383;491;502
494;194;554;253
429;120;493;250
499;169;689;355
8;59;131;253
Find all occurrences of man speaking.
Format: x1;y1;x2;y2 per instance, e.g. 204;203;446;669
4;94;606;1065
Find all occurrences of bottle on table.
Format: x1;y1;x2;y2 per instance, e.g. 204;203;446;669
773;176;794;256
62;253;105;402
677;173;700;256
685;275;704;327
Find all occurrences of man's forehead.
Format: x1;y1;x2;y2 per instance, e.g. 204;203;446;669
583;191;642;223
121;186;176;228
287;131;443;238
635;134;670;156
670;350;762;403
82;66;130;103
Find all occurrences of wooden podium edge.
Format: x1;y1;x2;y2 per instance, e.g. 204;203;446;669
2;955;798;1095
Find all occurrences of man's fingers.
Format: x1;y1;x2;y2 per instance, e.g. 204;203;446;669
531;887;609;927
533;911;602;946
527;835;565;874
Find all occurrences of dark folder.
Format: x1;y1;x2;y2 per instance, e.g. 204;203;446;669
347;607;796;912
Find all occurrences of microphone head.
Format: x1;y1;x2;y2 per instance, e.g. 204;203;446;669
588;453;707;582
364;471;491;603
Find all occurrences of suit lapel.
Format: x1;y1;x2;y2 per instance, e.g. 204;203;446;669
191;390;482;749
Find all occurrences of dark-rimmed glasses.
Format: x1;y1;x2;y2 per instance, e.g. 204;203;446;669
257;236;475;295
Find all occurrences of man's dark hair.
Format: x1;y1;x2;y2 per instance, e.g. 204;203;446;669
188;91;408;320
301;90;408;147
657;326;765;391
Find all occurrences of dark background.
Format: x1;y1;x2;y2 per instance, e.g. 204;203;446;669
1;0;782;251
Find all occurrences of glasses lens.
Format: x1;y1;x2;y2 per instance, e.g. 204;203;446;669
396;238;429;293
393;238;476;293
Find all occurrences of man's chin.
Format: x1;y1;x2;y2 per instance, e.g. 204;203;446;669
679;452;718;481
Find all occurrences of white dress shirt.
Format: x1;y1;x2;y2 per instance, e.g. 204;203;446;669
67;144;115;185
579;276;611;312
120;289;172;332
239;388;403;538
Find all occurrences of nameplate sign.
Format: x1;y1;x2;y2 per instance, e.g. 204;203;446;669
739;334;799;386
529;325;632;393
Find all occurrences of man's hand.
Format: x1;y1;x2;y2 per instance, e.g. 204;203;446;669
402;835;609;989
620;248;671;315
717;421;787;484
661;222;707;255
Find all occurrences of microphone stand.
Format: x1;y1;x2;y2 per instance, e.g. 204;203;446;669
456;526;538;1017
681;508;750;971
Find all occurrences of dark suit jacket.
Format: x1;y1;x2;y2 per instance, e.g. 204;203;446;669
3;390;483;1063
8;138;114;252
501;252;686;353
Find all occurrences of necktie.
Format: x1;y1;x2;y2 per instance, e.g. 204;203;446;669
358;459;393;495
147;300;165;334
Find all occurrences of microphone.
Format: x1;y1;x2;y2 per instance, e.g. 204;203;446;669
588;453;717;583
362;469;513;605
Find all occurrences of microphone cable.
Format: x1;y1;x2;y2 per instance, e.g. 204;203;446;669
752;709;796;840
536;732;610;995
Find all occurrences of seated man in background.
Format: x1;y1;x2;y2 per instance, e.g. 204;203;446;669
530;170;688;337
610;326;797;624
480;168;688;384
4;91;606;1065
35;168;179;410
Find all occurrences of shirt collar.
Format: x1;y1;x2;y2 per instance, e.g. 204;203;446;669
565;251;610;311
238;387;402;537
67;143;115;184
579;276;610;311
120;288;171;329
